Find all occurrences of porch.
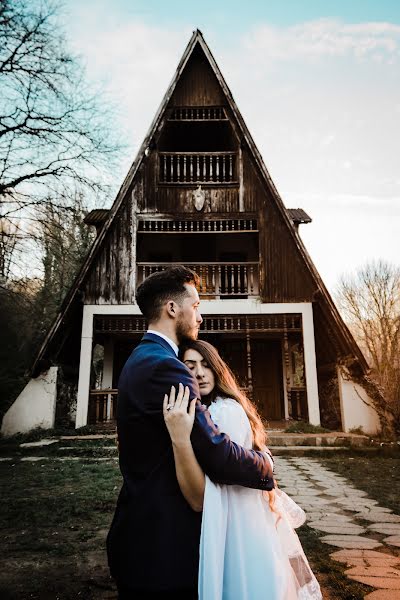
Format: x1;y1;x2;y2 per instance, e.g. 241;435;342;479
84;311;313;427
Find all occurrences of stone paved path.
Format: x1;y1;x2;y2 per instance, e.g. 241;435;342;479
274;457;400;599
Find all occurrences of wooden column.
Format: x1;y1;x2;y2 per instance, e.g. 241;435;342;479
239;145;244;212
281;323;290;420
245;320;253;398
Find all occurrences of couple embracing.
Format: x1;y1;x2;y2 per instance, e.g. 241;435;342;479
107;266;321;600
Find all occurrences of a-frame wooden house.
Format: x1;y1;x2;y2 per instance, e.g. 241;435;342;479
2;31;380;436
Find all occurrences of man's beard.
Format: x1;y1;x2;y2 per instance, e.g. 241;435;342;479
176;315;199;344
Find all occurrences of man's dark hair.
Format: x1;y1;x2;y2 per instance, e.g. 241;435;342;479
136;265;200;322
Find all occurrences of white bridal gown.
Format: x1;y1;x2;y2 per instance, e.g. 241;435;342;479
198;397;322;600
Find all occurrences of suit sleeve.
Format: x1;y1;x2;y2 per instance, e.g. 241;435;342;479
153;357;274;491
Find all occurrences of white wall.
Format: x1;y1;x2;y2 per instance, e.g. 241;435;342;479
1;367;58;437
337;367;380;434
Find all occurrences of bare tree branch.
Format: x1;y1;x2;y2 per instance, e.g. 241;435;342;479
336;260;400;435
0;0;123;220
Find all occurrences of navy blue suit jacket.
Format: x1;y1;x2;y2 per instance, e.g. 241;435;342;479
107;333;274;592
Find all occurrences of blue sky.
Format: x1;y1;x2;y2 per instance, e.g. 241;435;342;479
61;0;400;292
66;0;400;30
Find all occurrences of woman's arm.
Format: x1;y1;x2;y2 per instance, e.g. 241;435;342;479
163;383;205;512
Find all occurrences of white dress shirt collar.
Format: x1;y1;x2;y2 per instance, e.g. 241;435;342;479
147;330;179;356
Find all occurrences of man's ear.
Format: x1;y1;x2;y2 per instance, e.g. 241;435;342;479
166;300;176;318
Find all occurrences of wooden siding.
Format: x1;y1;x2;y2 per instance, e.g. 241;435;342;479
32;32;368;381
261;197;317;302
84;196;133;304
169;46;225;107
90;136;318;304
143;181;240;214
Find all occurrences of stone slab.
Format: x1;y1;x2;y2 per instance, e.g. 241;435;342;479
330;549;398;562
20;439;59;447
332;556;400;568
344;492;370;499
319;489;344;497
357;507;393;515
358;513;400;523
310;515;354;523
345;565;400;578
336;497;378;506
309;523;366;535
345;566;400;589
288;488;321;496
320;535;382;549
311;475;348;481
291;496;331;505
59;434;116;440
364;590;400;599
335;499;379;511
304;508;342;519
384;536;400;548
369;524;400;535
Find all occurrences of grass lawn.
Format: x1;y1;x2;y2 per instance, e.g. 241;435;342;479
0;457;121;599
0;441;399;599
316;451;400;514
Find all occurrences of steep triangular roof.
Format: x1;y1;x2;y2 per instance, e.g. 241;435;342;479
32;30;368;375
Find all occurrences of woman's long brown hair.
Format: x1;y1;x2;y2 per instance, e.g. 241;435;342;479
180;339;278;515
181;339;267;450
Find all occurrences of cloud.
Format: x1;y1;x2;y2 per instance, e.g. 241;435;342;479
63;12;400;287
296;192;400;213
242;19;400;63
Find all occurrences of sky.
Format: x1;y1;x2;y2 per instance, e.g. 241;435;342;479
61;0;400;293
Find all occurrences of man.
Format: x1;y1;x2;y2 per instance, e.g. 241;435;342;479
107;266;274;599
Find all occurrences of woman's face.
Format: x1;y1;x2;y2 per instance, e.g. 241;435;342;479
183;348;216;397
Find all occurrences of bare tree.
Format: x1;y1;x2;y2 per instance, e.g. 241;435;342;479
0;194;95;417
0;218;20;282
336;260;400;435
32;194;95;327
0;0;122;220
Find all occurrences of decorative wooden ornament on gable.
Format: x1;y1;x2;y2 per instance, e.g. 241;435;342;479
193;185;205;211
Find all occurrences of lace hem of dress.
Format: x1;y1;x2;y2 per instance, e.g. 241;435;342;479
298;580;323;600
275;488;306;529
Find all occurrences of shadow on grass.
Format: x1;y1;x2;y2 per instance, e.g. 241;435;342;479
0;460;120;598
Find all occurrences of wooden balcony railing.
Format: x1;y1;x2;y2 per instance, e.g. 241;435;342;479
137;262;259;297
159;152;237;185
169;106;227;121
88;390;117;424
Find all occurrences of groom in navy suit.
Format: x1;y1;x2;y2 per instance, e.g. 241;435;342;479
107;266;274;599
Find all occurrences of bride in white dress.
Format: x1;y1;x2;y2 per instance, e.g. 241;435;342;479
163;340;322;600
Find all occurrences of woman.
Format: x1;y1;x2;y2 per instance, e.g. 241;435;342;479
163;340;322;600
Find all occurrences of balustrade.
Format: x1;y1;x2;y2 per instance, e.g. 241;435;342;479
137;262;259;297
289;388;308;421
159;152;237;184
169;106;227;121
88;390;117;425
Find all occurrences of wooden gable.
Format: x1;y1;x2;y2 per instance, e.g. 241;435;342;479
31;30;368;375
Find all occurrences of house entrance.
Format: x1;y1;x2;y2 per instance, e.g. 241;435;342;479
89;314;306;426
217;338;284;422
251;340;284;421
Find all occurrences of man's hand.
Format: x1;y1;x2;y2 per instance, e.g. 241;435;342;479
163;383;197;448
